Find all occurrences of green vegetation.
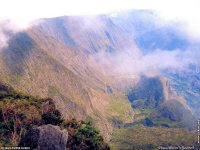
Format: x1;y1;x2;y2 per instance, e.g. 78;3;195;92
48;85;60;96
148;100;197;130
65;119;110;150
165;71;200;117
110;125;198;150
0;86;45;146
42;110;64;125
127;77;165;108
0;83;54;146
125;77;196;130
106;94;134;126
0;83;109;149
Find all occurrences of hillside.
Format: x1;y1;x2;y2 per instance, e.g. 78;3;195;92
127;76;196;130
164;68;200;117
111;10;200;118
0;82;109;149
110;125;198;149
0;15;138;140
0;13;199;149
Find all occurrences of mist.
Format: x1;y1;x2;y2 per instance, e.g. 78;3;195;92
91;47;200;79
1;11;200;79
0;20;39;50
88;11;200;79
0;21;17;49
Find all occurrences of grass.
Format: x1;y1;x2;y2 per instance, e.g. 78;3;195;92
110;125;198;150
106;94;134;123
48;85;60;96
10;74;21;84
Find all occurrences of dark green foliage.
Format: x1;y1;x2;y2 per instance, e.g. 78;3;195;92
75;122;104;149
65;119;110;150
141;118;154;127
0;85;44;146
42;110;64;125
0;83;109;149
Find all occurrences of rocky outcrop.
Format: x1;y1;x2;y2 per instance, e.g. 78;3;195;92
41;98;56;113
127;77;165;109
19;124;68;150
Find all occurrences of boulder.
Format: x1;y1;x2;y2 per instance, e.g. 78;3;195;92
19;124;68;150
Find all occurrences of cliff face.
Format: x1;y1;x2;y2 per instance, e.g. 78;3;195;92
127;76;196;130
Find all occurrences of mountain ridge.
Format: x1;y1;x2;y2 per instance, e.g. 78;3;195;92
0;12;199;148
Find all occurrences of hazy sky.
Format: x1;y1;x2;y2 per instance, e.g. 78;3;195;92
0;0;200;27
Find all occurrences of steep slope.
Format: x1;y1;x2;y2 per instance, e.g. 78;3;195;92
0;13;198;147
150;99;196;129
127;76;196;129
127;77;165;109
0;82;109;149
111;10;191;52
111;10;200;118
0;32;92;119
0;15;138;139
164;68;200;117
33;16;140;80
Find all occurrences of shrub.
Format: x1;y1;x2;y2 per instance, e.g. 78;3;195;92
66;120;110;150
42;109;64;125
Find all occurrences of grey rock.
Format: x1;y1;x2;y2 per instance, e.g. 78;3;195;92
19;124;68;150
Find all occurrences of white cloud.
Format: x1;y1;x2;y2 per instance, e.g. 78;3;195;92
154;0;200;40
0;0;199;27
92;47;199;78
0;20;21;48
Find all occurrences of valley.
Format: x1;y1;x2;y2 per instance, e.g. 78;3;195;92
0;11;199;149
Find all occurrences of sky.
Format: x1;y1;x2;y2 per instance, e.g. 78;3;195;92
0;0;200;30
0;0;200;47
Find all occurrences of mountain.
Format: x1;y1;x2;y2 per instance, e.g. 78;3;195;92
111;10;192;52
0;15;138;140
127;77;165;109
164;67;200;117
0;12;199;148
127;76;196;129
112;10;200;117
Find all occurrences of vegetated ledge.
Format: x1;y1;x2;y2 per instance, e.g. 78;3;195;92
0;82;110;150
